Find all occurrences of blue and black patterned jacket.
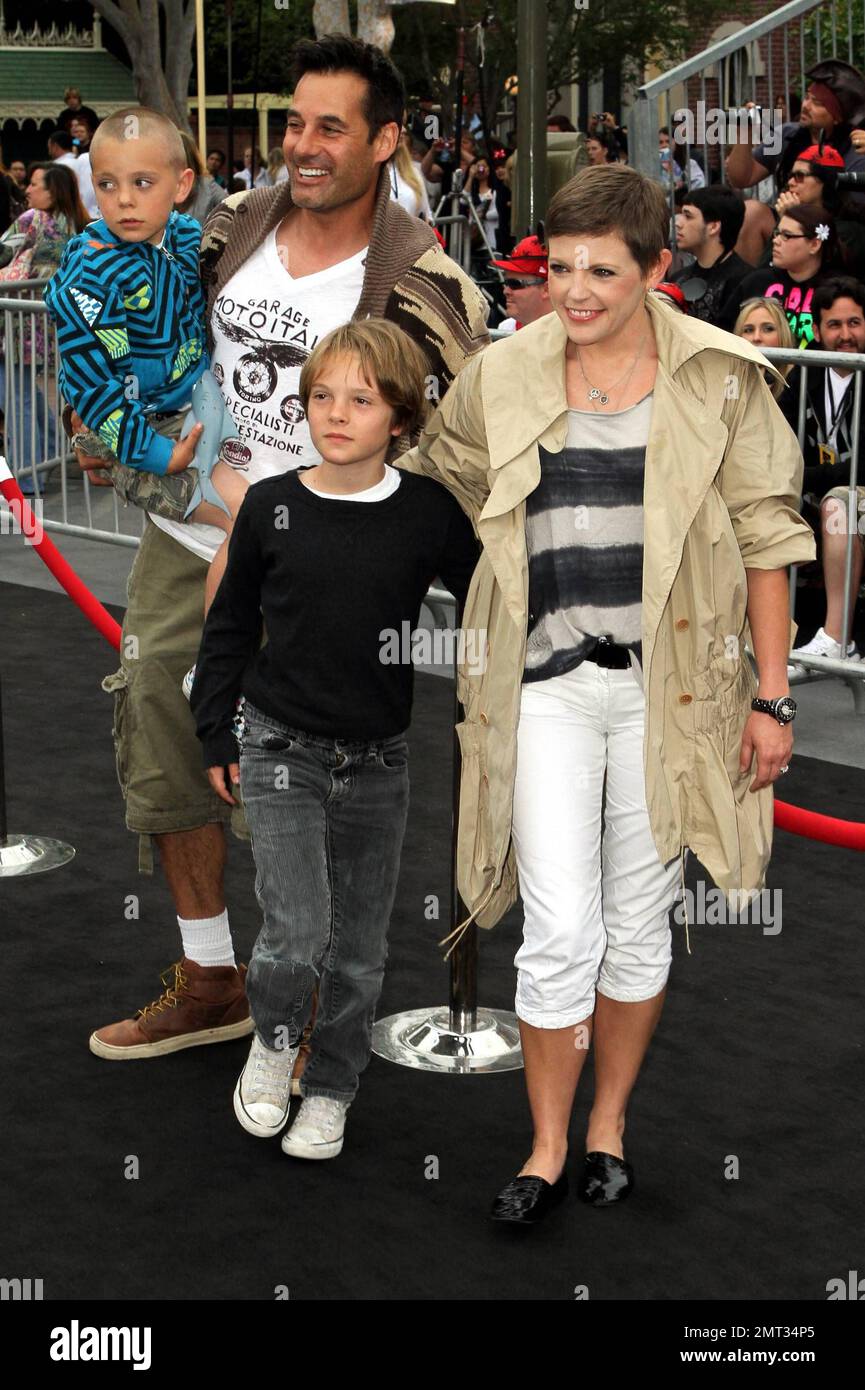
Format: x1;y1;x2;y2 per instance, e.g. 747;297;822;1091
44;210;207;474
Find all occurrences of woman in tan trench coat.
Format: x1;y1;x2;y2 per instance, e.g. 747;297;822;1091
398;164;816;1224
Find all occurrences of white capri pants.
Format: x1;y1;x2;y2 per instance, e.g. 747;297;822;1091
511;660;681;1028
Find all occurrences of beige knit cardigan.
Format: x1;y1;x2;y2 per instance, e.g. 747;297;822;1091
199;164;490;405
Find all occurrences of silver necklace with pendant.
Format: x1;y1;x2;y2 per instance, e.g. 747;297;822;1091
576;329;648;408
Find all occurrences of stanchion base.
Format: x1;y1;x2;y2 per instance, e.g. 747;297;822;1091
0;834;76;877
371;1006;523;1074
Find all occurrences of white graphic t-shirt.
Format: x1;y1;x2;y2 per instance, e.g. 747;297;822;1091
150;231;368;561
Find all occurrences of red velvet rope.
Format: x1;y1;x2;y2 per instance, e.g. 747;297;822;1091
0;472;121;651
773;798;865;850
3;470;864;849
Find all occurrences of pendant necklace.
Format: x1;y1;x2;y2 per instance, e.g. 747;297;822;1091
576;328;648;408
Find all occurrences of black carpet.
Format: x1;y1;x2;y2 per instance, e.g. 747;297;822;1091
1;580;863;1302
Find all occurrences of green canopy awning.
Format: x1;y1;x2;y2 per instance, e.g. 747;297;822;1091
0;48;135;124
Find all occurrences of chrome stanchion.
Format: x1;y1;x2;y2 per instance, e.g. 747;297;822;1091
0;670;75;877
372;605;522;1074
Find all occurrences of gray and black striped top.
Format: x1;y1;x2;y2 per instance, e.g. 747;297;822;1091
523;394;653;684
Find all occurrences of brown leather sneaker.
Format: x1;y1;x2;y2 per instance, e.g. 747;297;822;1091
290;987;319;1096
89;957;254;1060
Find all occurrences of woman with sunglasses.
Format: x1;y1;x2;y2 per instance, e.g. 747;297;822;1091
720;204;839;345
763;145;865;280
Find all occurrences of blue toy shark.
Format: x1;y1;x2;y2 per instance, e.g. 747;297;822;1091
181;370;241;519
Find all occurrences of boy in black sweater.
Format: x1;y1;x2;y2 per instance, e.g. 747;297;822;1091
190;320;479;1158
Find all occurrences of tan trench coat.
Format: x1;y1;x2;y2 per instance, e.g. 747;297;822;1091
397;293;817;941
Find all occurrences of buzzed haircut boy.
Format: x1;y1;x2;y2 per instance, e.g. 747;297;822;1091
45;106;208;477
89;106;188;171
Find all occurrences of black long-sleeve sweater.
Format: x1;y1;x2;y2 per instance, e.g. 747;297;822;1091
191;468;480;767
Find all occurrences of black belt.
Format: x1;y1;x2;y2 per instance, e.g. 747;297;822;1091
585;637;631;669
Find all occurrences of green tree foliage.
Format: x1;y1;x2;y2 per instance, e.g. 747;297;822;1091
202;0;732;119
202;0;315;95
802;4;865;74
390;0;729;129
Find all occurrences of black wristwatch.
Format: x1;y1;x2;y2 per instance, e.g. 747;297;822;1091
751;695;797;724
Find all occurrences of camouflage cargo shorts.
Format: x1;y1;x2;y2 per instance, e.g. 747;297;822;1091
73;408;199;522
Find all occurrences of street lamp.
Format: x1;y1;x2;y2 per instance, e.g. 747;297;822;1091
194;0;207;155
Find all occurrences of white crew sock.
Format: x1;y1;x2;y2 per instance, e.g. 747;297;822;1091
178;910;236;968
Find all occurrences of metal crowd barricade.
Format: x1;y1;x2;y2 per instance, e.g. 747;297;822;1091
761;343;865;713
628;0;864;241
0;292;144;548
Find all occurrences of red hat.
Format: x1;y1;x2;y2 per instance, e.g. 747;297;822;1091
805;59;865;127
491;234;548;279
798;143;845;168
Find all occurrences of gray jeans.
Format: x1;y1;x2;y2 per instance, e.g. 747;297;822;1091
238;701;410;1102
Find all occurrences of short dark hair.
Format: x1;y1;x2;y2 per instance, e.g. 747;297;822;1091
207;148;225;165
547;164;668;276
290;33;405;142
680;186;745;252
47;129;74;152
812;275;865;325
90;108;185;171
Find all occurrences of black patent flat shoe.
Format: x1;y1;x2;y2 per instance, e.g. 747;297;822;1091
490;1170;569;1224
577;1151;634;1206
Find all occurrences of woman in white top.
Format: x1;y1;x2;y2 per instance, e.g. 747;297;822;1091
465;154;511;255
391;130;433;222
267;146;289;185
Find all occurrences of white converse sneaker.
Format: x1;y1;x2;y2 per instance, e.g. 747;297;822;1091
234;1034;299;1138
281;1095;350;1160
788;626;860;674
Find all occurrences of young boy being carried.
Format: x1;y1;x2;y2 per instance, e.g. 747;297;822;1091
190;319;480;1159
45;106;249;624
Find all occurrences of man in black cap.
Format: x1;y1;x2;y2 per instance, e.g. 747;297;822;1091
725;59;865;264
